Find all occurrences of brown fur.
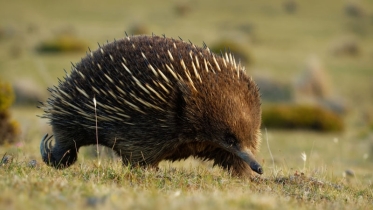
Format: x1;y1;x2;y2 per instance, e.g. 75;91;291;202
39;35;262;176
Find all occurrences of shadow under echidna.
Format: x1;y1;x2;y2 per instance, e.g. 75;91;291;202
39;35;263;176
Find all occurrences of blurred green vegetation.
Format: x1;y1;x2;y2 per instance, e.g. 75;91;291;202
36;35;88;53
262;104;344;132
0;81;14;112
0;81;20;144
128;23;150;36
210;39;254;66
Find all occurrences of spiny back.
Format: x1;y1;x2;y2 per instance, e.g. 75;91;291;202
42;35;259;128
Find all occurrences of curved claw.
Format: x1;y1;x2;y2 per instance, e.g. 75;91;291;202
40;133;79;169
40;133;54;165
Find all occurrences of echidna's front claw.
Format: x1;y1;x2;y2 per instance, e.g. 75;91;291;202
40;133;54;163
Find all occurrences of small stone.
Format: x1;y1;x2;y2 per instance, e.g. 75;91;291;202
28;160;37;168
344;169;355;178
86;196;107;207
1;154;13;165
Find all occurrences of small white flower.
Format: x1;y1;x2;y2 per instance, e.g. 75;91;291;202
301;152;307;162
173;190;181;197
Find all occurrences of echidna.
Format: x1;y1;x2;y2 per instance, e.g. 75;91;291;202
39;35;263;176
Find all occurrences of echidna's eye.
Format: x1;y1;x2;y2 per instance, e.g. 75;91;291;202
224;133;237;147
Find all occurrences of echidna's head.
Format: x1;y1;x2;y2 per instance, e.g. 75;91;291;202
179;70;263;175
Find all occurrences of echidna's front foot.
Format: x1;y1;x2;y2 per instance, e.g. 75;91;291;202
40;133;55;165
40;133;77;169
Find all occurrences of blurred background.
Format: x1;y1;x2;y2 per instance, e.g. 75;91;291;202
0;0;372;180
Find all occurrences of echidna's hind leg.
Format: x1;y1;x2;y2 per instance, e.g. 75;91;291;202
40;134;78;168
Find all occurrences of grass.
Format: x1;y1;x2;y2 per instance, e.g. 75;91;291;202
0;0;373;209
1;147;372;210
1;107;372;209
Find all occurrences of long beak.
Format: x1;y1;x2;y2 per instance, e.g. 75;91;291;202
235;149;263;175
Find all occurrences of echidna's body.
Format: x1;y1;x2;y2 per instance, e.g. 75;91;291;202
40;35;263;176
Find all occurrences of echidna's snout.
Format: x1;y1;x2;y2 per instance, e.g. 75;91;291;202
235;150;263;175
249;159;263;175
